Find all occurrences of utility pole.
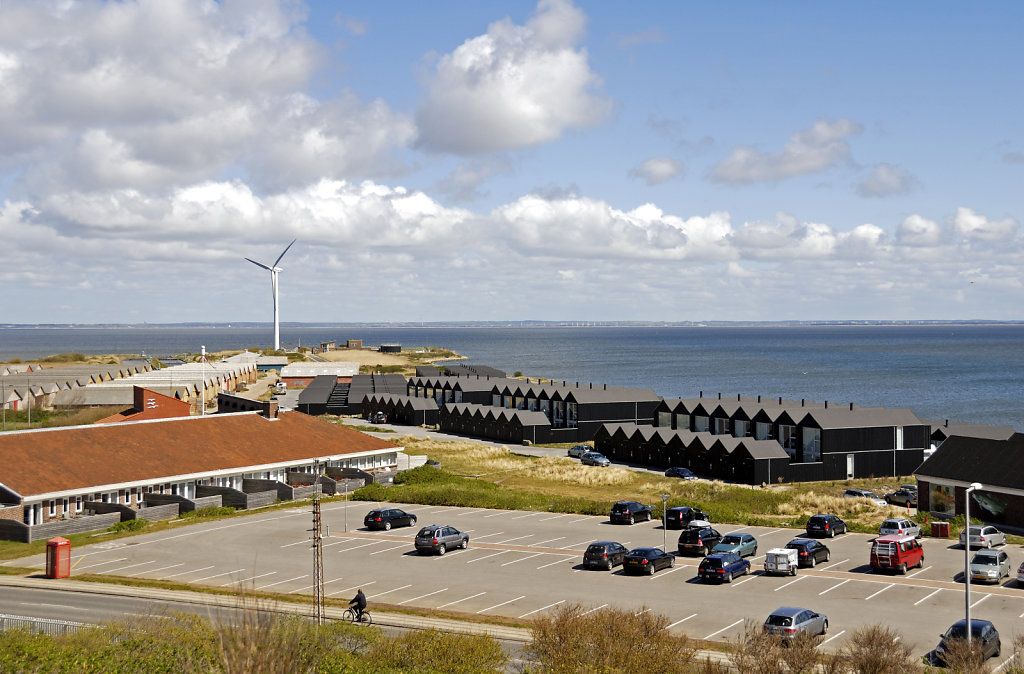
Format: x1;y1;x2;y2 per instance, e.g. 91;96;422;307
311;461;325;625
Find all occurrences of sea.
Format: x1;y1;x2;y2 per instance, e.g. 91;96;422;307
1;324;1021;431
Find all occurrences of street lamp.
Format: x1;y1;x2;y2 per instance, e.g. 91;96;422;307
661;494;670;552
964;481;983;644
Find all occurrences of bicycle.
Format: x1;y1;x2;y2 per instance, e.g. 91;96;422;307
342;608;373;626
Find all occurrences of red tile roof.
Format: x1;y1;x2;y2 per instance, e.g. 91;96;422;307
0;411;401;499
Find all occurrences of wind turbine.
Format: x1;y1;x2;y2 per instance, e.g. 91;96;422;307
245;239;296;351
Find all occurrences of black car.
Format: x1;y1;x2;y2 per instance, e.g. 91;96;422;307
665;506;710;530
805;514;847;538
610;501;653;525
369;411;388;424
933;619;1001;664
698;552;751;583
785;539;830;567
364;508;417;531
623;547;675;575
677;526;724;556
665;467;698;480
583;541;629;570
885;489;918;507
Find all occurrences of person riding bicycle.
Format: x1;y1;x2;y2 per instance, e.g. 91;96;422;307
349;588;367;621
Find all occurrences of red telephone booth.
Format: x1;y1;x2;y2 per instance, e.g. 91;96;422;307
45;537;71;579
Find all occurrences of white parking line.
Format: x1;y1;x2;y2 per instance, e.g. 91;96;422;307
369;584;412;599
634;608;650;616
567;517;597;524
537;556;576;569
533;537;566;546
994;653;1018;673
328;581;376;597
220;571;276;587
821;559;849;571
774;576;806;591
970;594;990;609
257;575;307;590
649;567;683;580
477;595;526;614
161;565;214;580
369;543;410;555
337;540;389;553
483;511;512;518
820;629;847;647
539;514;571;522
470;532;505;540
510;512;542;520
324;538;358;548
704;618;744;640
132;563;183;576
501;553;544;566
437;592;486;609
914;588;943;606
865;584;894;600
730;575;756;588
580;604;609;617
665;613;698;630
398;588;448;605
455;510;488;516
280;539;312;548
103;560;158;574
466;551;509;564
819;579;851;595
724;527;749;533
75;557;128;570
560;539;594;549
907;565;932;578
759;528;787;536
193;568;247;583
496;535;533;544
519;600;564;619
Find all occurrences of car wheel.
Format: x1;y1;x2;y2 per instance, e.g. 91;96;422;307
899;563;907;575
821;619;828;635
752;547;757;557
790;568;797;576
808;556;815;568
383;521;391;531
646;511;653;522
829;529;835;538
628;516;635;525
701;545;709;556
918;555;924;569
669;557;675;568
437;544;446;556
995;640;1001;658
647;563;655;576
606;560;613;571
726;571;733;583
460;538;468;549
825;552;830;562
986;540;993;549
410;517;416;526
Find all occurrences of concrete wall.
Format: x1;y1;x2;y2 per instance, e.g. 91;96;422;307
143;492;222;513
137;503;180;521
195;485;277;509
0;512;124;543
84;501;135;522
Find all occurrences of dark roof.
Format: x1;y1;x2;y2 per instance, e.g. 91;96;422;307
927;421;1016;442
915;433;1024;491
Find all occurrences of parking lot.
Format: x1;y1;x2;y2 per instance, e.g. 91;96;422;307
7;501;1024;664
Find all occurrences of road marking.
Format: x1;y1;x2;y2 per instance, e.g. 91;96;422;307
906;565;932;578
567;517;596;524
257;575;307;590
537;556;576;569
724;527;749;533
994;653;1017;673
220;571;276;587
533;537;566;546
369;584;412;599
336;540;389;553
819;579;851;596
914;588;943;606
510;512;542;520
21;602;88;611
324;538;358;549
369;543;409;555
665;614;698;630
774;576;805;591
466;551;509;564
820;629;847;647
821;559;849;571
519;600;565;619
560;539;594;549
131;563;183;576
483;511;511;518
437;592;486;609
730;575;756;588
539;514;571;522
634;608;650;616
759;528;787;536
280;539;312;548
398;588;448;605
160;565;214;580
102;560;158;574
704;619;744;640
865;584;894;600
501;553;544;566
970;594;990;609
328;581;376;597
192;568;247;583
496;535;533;544
470;532;505;540
456;510;488;516
73;557;127;570
649;566;683;580
477;595;526;614
579;604;608;617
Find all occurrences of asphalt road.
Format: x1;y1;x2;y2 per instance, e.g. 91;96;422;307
6;500;1023;666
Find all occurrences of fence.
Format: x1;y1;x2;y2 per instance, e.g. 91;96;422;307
0;613;86;635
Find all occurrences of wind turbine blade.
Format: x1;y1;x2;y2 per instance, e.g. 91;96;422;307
245;257;272;271
273;239;297;267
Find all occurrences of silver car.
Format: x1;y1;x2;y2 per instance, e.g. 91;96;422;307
969;549;1011;584
762;607;828;638
960;524;1007;549
879;518;921;538
843;488;886;507
567;444;591;458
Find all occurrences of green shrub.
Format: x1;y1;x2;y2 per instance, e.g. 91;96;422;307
108;519;149;533
365;629;506;673
394;464;449;485
40;352;87;363
352;482;388;501
181;506;236;519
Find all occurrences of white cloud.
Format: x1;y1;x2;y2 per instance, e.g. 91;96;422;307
415;0;610;154
897;214;943;246
436;158;512;202
954;207;1019;242
712;119;862;184
858;163;916;197
628;157;684;185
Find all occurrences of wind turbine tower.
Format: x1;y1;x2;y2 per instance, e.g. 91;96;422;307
245;239;296;351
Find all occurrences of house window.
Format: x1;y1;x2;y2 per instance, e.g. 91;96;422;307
779;425;798;456
674;413;691;431
802;428;821;462
454;391;463;403
713;418;730;435
492;394;502;406
75;497;82;512
567;403;578;428
694;416;709;432
657;411;672;428
733;420;749;438
48;500;56;517
754;422;772;441
62;498;69;514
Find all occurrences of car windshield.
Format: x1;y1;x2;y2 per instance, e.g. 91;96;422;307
765;615;793;627
586;545;606;554
701;558;721;568
721;535;742;544
416;529;434;538
809;517;826;524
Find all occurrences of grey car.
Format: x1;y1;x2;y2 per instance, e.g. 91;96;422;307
878;518;921;538
762;607;828;638
960;524;1007;549
414;525;469;555
580;452;611;467
969;549;1011;584
567;444;591;458
843;488;886;507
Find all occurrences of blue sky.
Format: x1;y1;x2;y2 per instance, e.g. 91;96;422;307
1;1;1021;323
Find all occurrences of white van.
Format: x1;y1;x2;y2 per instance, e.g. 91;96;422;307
764;548;799;576
274;381;287;394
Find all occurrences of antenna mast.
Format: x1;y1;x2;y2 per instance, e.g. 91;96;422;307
311;460;325;624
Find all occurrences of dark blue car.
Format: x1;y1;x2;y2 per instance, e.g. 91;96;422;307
698;551;751;583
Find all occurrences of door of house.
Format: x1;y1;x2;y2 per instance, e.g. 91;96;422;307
846;454;855;479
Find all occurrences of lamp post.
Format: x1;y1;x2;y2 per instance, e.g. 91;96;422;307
661;494;670;552
964;481;983;644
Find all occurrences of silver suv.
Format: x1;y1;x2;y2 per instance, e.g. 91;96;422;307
879;518;921;538
414;525;469;555
763;607;828;638
960;524;1007;549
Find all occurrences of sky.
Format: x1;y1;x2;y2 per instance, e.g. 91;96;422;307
1;0;1022;324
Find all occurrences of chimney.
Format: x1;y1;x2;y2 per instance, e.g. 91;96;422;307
801;398;805;406
604;384;607;390
590;383;593;389
757;395;761;403
737;394;741;401
850;402;854;411
718;392;721;400
825;400;828;408
778;397;782;404
699;390;703;398
576;382;579;387
945;419;949;427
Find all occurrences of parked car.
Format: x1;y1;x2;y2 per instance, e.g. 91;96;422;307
885;489;918;507
665;467;698;480
900;483;918;495
969;549;1012;584
960;524;1007;549
623;547;675;575
806;514;847;538
870;534;924;574
843;488;886;506
932;619;1001;665
610;501;653;524
764;548;799;576
567;444;591;458
583;541;629;570
785;539;830;567
414;525;469;555
364;508;417;531
698;552;751;583
665;506;710;530
1018;560;1024;586
580;452;611;467
678;526;724;556
369;411;388;424
763;607;828;638
878;518;922;538
712;533;758;558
